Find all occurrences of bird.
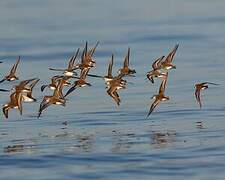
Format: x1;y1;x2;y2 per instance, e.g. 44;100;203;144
22;78;40;102
87;54;126;106
64;68;91;97
2;78;39;118
106;77;126;106
41;75;72;92
53;76;76;98
147;72;169;116
118;47;136;77
13;78;38;94
160;44;179;70
3;92;23;118
74;41;99;70
49;48;80;76
38;82;67;118
194;82;219;108
87;54;114;86
146;56;167;83
0;56;20;83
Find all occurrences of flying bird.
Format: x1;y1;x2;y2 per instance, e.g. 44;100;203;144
49;48;80;76
147;72;169;116
160;44;179;70
3;92;23;118
87;54;115;86
118;47;136;77
74;41;99;70
22;78;40;102
0;56;20;83
64;68;91;97
38;82;67;118
194;82;219;108
146;56;167;83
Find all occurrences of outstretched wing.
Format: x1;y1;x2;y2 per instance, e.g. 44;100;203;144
64;82;78;97
80;68;90;80
146;71;154;84
10;56;20;74
29;79;40;90
195;87;202;108
2;106;9;118
159;72;168;94
88;41;99;56
41;85;48;92
68;48;80;70
164;44;179;63
49;68;64;72
204;82;220;86
0;88;9;92
107;54;114;78
107;87;120;106
38;98;52;118
152;56;164;70
123;47;130;68
0;79;6;83
113;91;121;106
17;93;23;115
81;42;88;64
147;99;161;117
18;78;37;88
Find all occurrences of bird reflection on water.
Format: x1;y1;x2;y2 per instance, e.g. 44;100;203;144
111;130;136;153
150;130;176;148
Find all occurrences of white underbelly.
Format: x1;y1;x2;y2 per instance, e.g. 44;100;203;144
22;95;34;102
64;71;73;76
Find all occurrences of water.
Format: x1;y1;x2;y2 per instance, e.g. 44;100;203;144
0;0;225;179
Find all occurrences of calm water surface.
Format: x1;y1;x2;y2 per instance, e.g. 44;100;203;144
1;0;225;179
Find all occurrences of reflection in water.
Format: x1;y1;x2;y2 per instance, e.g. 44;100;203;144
4;144;36;154
111;130;135;153
4;145;24;153
150;130;176;148
68;134;94;153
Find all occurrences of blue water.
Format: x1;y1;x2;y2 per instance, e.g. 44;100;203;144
1;0;225;179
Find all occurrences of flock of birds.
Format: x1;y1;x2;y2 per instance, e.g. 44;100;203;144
0;42;218;119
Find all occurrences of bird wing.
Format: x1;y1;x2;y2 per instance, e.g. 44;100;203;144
49;68;64;71
147;98;161;117
0;88;9;92
112;91;121;106
195;87;202;108
164;44;179;63
2;106;9;118
107;54;114;78
107;87;120;106
159;72;168;94
64;82;78;97
10;56;20;74
29;79;40;90
88;41;99;56
0;79;6;83
146;72;154;83
204;82;220;86
41;85;48;92
18;78;37;88
80;68;90;80
16;93;23;115
52;75;63;83
38;98;52;118
123;47;130;68
152;56;164;70
68;48;80;70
